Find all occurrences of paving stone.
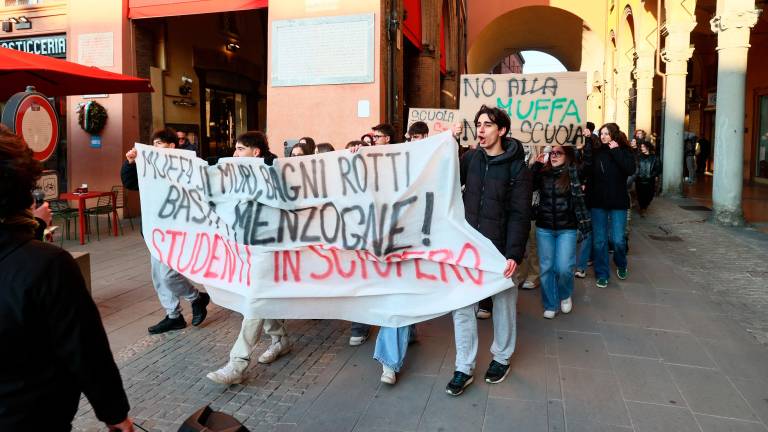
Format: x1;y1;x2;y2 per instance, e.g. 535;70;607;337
627;401;700;432
556;332;611;371
696;414;768;432
610;356;685;406
650;329;717;368
483;398;548;432
561;367;630;427
667;364;759;421
600;323;660;358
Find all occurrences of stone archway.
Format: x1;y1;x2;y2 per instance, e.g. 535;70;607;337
467;4;606;124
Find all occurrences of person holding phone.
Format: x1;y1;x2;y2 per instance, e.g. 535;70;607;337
531;145;590;318
586;123;636;288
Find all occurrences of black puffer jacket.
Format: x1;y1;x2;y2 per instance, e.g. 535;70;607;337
636;153;661;183
532;163;577;230
460;138;533;263
586;145;636;209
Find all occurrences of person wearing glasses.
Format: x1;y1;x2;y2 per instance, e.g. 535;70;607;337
371;123;395;145
176;130;198;153
531;145;590;319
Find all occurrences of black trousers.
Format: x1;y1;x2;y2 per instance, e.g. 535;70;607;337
636;181;656;210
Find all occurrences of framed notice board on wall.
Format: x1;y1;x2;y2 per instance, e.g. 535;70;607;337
271;13;375;87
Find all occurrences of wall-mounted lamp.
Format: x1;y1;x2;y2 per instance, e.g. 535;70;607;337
4;16;31;30
226;42;240;52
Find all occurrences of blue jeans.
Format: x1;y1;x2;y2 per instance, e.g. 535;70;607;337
374;325;416;372
576;231;591;271
591;208;628;280
535;228;577;312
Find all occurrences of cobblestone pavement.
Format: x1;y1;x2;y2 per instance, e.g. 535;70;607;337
73;314;351;432
71;196;768;432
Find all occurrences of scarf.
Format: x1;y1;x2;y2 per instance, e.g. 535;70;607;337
0;210;39;236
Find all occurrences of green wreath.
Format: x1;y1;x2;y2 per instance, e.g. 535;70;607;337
77;101;108;134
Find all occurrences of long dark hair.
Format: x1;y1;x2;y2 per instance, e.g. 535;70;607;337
598;122;630;149
540;145;575;193
299;137;316;154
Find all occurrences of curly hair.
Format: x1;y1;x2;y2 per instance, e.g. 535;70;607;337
0;125;42;220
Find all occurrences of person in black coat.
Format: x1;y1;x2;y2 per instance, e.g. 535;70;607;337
0;125;133;431
446;105;533;396
635;141;662;216
122;128;210;335
587;123;637;288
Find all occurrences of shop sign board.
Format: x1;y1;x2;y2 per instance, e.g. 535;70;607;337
0;34;67;58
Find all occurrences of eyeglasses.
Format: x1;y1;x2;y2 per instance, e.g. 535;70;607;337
373;134;386;139
550;151;565;157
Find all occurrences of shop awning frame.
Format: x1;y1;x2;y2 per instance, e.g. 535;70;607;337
129;0;267;20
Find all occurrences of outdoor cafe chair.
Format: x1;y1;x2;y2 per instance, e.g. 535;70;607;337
111;185;134;233
85;193;114;241
49;199;79;246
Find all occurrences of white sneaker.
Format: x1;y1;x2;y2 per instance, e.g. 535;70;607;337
522;280;537;289
574;270;586;278
381;365;396;385
476;309;492;319
206;361;247;385
349;335;368;346
258;340;291;364
543;310;556;319
560;297;573;314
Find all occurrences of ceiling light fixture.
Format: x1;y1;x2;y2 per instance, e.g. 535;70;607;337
226;42;240;52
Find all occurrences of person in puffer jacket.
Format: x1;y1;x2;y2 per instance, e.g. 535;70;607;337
635;141;662;217
531;145;585;319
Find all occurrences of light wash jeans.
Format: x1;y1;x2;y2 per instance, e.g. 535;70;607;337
591;208;628;280
374;325;416;372
452;286;518;375
536;228;578;312
230;318;289;366
150;255;199;318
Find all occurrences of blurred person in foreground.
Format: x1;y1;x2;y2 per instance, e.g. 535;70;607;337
0;125;133;431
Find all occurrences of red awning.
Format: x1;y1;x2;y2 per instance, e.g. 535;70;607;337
403;0;422;49
0;47;152;100
129;0;267;19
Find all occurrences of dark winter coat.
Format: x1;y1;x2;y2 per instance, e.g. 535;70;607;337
636;153;661;183
532;163;578;230
0;226;129;431
460;138;533;263
585;145;636;210
121;160;139;191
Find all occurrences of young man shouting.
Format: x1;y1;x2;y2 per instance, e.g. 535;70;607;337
446;105;533;396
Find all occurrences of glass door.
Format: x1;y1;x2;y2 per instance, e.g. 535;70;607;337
205;88;247;158
757;95;768;178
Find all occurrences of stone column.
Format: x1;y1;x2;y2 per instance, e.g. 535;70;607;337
661;21;695;196
710;5;761;226
615;66;634;133
633;49;656;134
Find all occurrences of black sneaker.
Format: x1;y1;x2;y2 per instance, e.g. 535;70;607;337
148;315;186;334
445;371;473;396
484;360;510;384
191;292;210;326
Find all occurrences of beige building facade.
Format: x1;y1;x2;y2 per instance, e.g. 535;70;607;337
466;0;766;226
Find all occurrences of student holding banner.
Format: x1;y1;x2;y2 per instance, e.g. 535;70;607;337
122;128;211;335
446;106;532;396
206;131;291;385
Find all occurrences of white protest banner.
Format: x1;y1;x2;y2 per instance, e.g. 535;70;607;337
407;108;459;137
458;72;587;148
136;132;512;327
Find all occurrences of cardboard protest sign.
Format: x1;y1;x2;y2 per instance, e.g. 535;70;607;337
407;108;459;137
135;132;513;327
458;72;587;149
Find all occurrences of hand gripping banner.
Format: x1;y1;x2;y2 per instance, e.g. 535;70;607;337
136;132;513;327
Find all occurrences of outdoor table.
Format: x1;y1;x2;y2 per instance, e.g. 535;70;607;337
59;191;119;245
